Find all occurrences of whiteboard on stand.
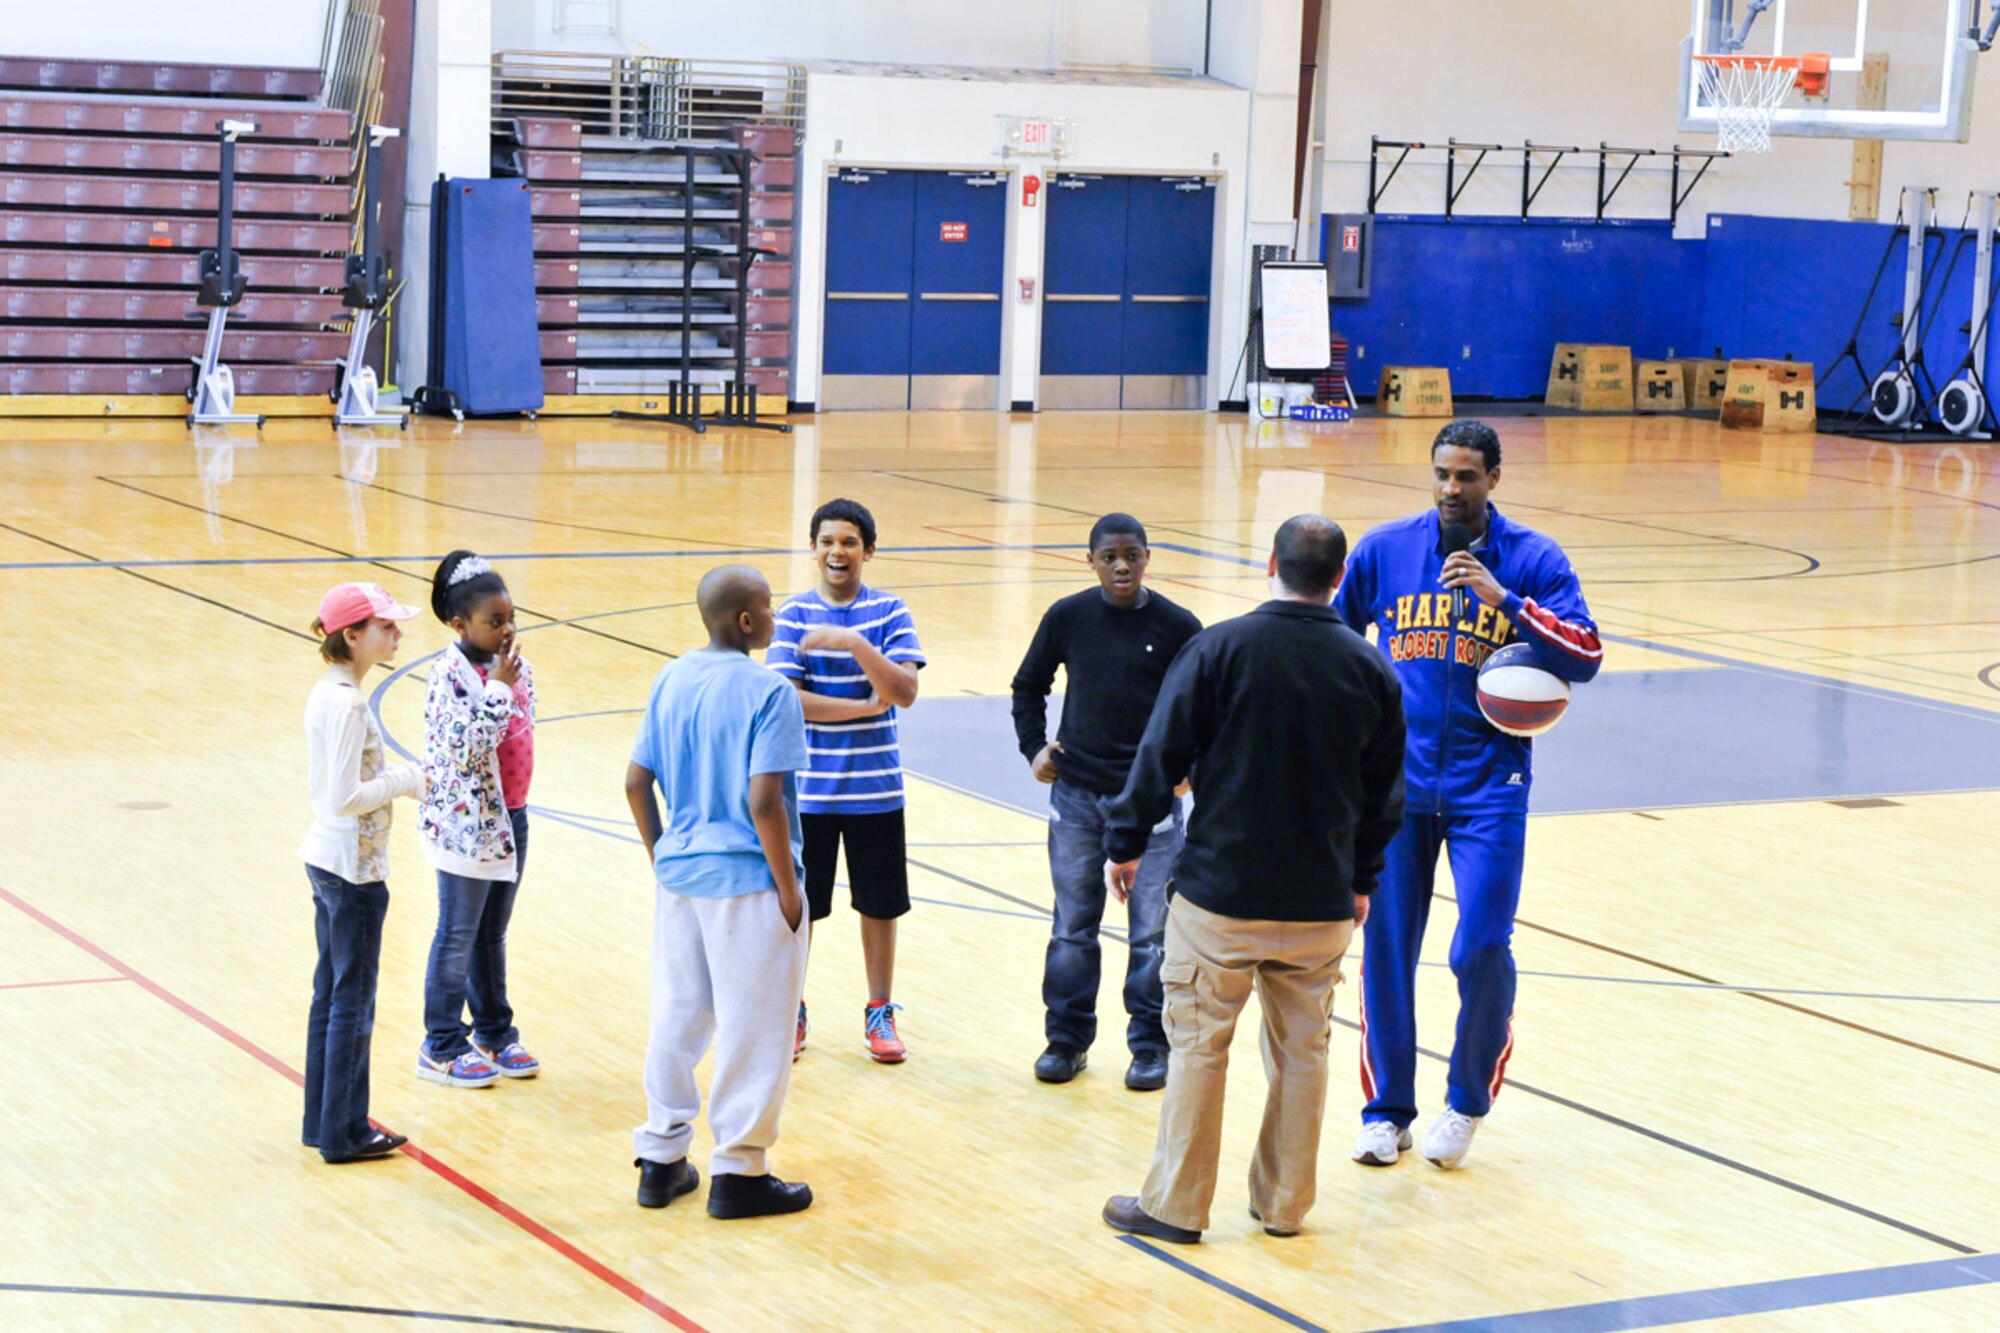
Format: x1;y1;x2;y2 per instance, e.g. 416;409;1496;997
1259;263;1331;371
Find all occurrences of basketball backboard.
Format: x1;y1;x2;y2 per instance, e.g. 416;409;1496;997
1680;0;1984;141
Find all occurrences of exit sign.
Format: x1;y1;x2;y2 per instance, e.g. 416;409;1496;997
940;221;968;242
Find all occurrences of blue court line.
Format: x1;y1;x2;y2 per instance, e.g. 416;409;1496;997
0;541;1071;573
1365;1251;2000;1333
1115;1236;1328;1332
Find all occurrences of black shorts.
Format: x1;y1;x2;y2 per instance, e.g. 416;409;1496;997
802;809;911;922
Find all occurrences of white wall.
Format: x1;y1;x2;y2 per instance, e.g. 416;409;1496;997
793;71;1253;407
2;0;325;65
1317;1;2000;236
492;0;1208;72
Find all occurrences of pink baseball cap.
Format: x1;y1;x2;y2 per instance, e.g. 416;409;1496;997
317;582;419;634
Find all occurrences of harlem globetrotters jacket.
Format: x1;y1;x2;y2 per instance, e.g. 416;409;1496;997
1334;506;1601;816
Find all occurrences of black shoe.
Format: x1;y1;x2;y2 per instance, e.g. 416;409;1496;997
636;1157;700;1209
322;1130;407;1163
1124;1050;1168;1091
1248;1202;1298;1238
1101;1195;1200;1244
1034;1043;1088;1083
707;1172;813;1219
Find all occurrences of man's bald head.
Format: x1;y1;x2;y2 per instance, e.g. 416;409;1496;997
697;564;773;642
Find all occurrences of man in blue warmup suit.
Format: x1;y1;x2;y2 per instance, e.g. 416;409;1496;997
1333;420;1602;1170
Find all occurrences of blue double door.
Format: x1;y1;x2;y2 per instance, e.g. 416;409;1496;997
1041;173;1216;409
823;168;1007;410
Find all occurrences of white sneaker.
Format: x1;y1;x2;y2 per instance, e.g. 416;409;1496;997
1351;1120;1414;1166
1421;1108;1482;1169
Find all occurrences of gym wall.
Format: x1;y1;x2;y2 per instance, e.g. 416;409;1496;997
6;1;323;66
1315;1;2000;230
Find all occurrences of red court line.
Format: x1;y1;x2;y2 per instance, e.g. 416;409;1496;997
0;975;131;992
0;883;706;1333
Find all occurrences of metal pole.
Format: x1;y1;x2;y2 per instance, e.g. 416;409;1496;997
1902;187;1932;364
1367;136;1379;214
1973;191;1996;383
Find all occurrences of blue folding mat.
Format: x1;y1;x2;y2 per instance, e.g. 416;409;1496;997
420;177;543;416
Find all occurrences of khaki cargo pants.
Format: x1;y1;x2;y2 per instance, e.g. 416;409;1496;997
1138;894;1353;1234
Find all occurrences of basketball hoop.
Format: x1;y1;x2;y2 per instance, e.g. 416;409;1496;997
1694;51;1830;154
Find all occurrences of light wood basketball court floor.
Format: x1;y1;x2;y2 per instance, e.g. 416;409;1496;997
1;408;1997;1331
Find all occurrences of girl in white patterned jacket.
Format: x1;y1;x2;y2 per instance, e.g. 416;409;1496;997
416;550;542;1088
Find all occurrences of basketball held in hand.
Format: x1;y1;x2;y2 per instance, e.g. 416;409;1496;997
1476;643;1571;738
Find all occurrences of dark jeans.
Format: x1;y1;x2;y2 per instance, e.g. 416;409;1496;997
423;806;528;1061
302;866;389;1160
1044;779;1179;1056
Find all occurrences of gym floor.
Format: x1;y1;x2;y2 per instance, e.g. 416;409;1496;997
2;409;1996;1331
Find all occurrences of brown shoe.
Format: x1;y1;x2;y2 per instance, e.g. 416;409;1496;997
1101;1194;1200;1244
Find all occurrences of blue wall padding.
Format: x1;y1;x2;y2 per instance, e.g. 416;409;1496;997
1323;215;1704;399
1322;211;2000;405
1701;213;1998;414
430;177;543;415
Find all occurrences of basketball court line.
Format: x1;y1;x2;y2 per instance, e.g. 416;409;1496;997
0;541;1066;572
89;477;678;658
0;883;708;1332
1361;1251;2000;1333
354;478;777;546
1114;1236;1327;1332
0;1281;621;1331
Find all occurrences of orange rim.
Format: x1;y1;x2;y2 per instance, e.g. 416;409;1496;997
1695;50;1832;98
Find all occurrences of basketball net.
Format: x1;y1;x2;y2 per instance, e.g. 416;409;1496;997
1695;53;1828;155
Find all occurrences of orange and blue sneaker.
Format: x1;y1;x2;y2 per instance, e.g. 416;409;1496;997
417;1050;499;1088
471;1038;541;1079
863;999;906;1063
794;1001;809;1063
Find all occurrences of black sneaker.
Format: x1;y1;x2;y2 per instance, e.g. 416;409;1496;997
708;1173;813;1219
322;1130;407;1163
1124;1050;1168;1091
636;1157;700;1209
1249;1202;1298;1238
1101;1194;1200;1244
1034;1043;1088;1083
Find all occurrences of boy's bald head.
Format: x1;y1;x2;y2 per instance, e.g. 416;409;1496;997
697;564;774;647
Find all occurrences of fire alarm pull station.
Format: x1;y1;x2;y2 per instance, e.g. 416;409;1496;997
1022;174;1041;208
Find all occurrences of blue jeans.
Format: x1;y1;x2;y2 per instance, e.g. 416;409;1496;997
1044;780;1179;1056
423;806;528;1061
302;866;389;1159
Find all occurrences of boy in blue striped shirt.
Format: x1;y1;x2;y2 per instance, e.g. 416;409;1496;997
765;499;926;1063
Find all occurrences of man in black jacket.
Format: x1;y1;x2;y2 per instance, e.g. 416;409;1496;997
1099;515;1406;1244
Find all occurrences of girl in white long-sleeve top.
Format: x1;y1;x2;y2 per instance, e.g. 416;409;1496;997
298;582;424;1163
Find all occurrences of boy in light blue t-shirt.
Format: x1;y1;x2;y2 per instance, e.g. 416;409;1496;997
624;565;814;1222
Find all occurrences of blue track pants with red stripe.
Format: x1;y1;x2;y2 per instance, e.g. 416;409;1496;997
1358;811;1525;1128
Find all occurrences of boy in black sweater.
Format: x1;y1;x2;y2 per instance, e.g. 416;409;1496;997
1011;514;1202;1091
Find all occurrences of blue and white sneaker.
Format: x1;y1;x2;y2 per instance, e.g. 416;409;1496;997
470;1039;541;1079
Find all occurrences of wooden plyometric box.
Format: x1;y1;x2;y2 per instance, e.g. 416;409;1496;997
1378;365;1453;417
1547;343;1632;410
1720;359;1816;432
1673;357;1732;412
1545;343;1584;407
1633;360;1685;413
